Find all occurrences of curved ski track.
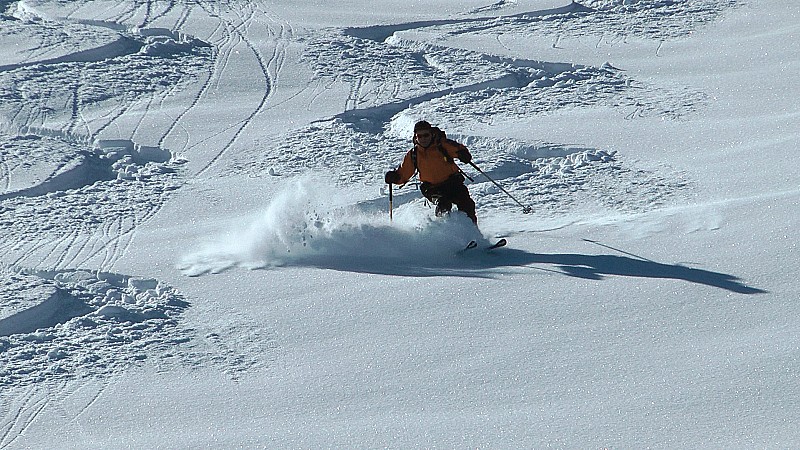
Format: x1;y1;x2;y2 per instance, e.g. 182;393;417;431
0;1;229;271
193;0;289;176
0;386;50;450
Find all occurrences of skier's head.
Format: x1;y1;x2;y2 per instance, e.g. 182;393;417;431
413;120;434;147
414;120;432;133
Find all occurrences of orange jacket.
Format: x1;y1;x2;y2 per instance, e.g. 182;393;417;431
395;132;471;185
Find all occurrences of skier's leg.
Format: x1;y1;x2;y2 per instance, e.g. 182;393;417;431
453;184;477;224
435;198;453;217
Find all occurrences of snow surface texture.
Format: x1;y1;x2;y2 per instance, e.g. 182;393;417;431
0;268;189;387
1;0;799;447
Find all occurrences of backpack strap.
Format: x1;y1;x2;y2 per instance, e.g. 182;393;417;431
432;127;453;163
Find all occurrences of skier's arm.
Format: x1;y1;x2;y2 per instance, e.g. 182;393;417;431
442;139;472;163
395;150;416;184
385;150;416;185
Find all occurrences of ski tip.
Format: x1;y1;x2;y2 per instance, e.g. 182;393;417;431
458;239;507;254
457;240;479;254
488;238;507;250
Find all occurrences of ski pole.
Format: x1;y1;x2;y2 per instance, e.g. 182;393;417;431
457;166;474;183
388;183;393;222
468;161;533;214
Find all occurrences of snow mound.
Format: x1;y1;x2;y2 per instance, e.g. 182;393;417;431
179;177;486;276
0;267;189;387
138;34;210;57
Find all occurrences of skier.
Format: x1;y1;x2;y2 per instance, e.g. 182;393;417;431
385;120;478;225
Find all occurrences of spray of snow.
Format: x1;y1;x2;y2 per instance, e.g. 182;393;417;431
179;177;483;276
386;111;420;140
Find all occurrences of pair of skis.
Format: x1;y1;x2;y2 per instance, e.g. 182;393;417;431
460;238;507;253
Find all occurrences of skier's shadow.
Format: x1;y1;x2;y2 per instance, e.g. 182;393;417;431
319;241;765;295
494;248;766;294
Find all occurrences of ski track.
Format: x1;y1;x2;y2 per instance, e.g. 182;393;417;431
0;151;10;193
194;0;287;176
156;54;213;152
0;0;216;272
0;386;49;450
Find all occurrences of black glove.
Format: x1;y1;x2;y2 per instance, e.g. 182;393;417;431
456;148;472;164
385;170;400;184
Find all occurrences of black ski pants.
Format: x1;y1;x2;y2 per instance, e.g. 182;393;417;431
420;173;477;224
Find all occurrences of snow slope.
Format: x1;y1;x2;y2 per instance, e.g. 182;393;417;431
1;0;798;447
